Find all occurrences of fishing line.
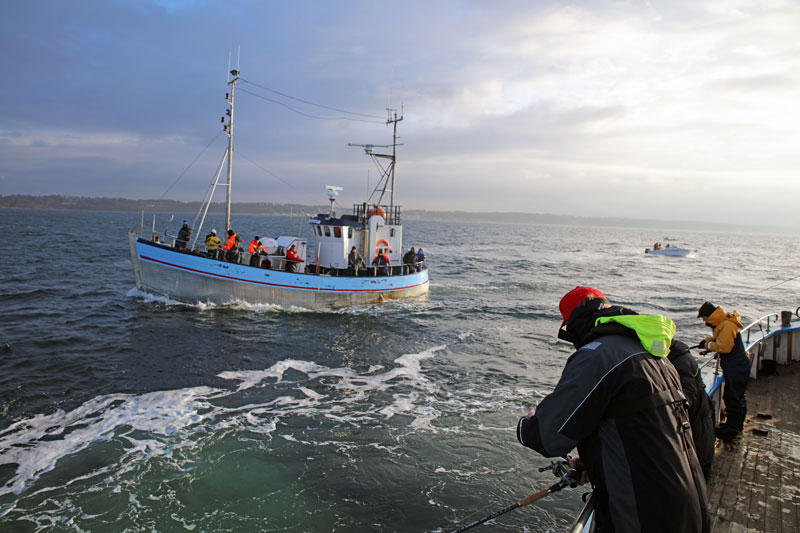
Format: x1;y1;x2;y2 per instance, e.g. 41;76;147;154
747;273;800;296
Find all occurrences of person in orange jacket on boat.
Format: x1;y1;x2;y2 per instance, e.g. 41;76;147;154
248;236;266;266
697;302;749;438
285;244;302;272
220;229;241;262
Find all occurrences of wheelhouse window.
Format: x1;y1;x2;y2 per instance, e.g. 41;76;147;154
324;226;331;237
334;227;342;238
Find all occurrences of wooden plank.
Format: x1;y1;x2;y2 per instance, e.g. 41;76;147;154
709;361;800;533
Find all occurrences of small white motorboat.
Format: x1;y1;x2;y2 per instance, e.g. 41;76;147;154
644;246;693;257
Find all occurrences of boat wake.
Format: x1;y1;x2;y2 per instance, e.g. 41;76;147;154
0;342;537;505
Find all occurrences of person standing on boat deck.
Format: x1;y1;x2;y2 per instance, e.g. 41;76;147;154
372;248;390;275
668;338;716;480
285;244;301;272
176;221;191;250
697;302;749;438
402;247;417;274
348;246;365;276
204;229;220;258
415;248;425;271
248;236;265;267
517;287;710;533
220;229;240;263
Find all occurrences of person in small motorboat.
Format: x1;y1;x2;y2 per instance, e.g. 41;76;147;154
372;248;390;276
348;246;365;276
220;229;241;262
176;221;191;250
697;302;749;438
205;229;220;258
402;247;417;274
285;244;302;272
248;236;266;267
668;339;716;480
517;286;710;533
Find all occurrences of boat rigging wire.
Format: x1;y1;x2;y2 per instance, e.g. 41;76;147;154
235;150;300;192
239;77;385;120
156;130;224;201
238;87;384;123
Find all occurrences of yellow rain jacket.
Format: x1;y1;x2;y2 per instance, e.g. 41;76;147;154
703;306;744;354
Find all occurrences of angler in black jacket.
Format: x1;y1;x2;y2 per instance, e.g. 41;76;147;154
517;287;710;533
668;339;715;480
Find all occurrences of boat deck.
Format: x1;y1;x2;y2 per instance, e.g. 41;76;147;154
708;361;800;532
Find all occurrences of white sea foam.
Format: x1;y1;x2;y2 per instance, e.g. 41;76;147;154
0;387;218;497
0;343;461;498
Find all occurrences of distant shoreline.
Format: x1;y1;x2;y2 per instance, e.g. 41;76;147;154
0;194;794;235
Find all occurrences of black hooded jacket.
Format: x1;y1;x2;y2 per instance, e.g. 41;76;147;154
668;339;715;480
517;303;710;532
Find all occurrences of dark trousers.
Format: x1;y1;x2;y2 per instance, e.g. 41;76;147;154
720;336;750;430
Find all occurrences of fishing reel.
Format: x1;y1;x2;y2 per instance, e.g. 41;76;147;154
538;456;580;489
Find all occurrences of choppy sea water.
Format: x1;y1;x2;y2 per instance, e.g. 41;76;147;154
1;208;798;532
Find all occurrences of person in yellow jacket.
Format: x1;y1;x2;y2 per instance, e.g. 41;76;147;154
697;302;749;438
204;229;221;258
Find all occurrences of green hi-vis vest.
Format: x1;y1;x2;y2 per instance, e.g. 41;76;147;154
595;315;676;357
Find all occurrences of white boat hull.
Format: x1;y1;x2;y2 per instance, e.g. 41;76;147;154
644;247;693;257
129;233;429;308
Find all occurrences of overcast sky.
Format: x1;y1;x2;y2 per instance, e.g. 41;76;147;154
2;1;799;227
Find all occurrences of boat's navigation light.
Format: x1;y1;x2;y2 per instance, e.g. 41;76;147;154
230;69;239;77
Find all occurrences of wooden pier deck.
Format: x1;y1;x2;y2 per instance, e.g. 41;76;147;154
707;361;800;532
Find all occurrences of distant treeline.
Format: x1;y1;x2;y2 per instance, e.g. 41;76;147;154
0;194;788;234
0;195;325;216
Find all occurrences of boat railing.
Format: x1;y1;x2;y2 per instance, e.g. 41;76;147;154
353;203;401;225
141;233;428;276
705;307;800;421
741;313;780;346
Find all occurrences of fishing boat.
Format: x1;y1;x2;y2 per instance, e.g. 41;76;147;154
128;69;429;308
644;245;694;257
567;306;800;533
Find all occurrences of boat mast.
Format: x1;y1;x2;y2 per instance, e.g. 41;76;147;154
225;69;239;232
387;108;402;216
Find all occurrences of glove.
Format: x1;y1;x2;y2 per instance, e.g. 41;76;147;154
700;349;710;356
698;339;707;349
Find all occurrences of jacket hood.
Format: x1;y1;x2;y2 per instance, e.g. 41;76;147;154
595;314;676;357
706;306;743;328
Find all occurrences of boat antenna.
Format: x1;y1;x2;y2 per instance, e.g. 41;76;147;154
348;108;403;213
224;66;240;232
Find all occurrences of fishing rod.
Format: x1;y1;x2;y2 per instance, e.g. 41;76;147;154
449;458;580;533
